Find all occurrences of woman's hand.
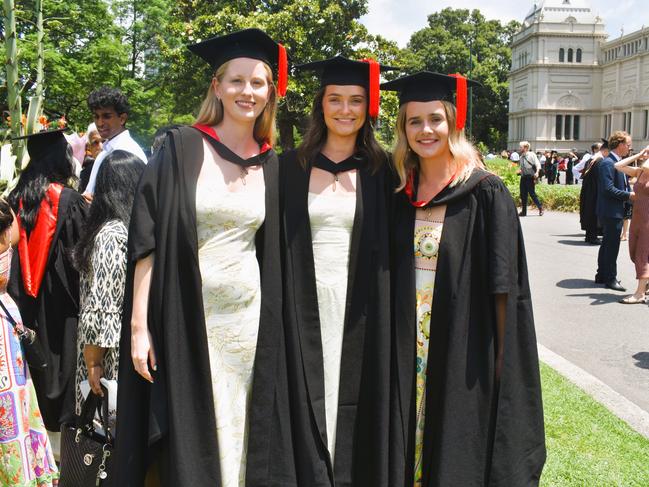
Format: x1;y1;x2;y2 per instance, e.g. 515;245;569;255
83;344;107;396
131;324;156;383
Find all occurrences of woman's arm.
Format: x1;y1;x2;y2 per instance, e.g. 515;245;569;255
495;293;507;381
84;345;106;395
614;149;648;177
131;253;156;382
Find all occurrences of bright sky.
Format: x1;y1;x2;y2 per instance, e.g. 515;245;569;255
361;0;646;47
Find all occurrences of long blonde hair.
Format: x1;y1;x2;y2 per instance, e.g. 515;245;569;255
195;59;278;144
392;100;483;191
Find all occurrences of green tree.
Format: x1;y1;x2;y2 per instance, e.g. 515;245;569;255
406;8;519;150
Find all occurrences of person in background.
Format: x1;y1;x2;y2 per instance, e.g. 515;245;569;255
565;151;577;185
612;145;649;303
79;123;102;193
73;150;145;421
8;129;88;432
0;198;59;486
580;140;607;244
83;87;147;197
383;72;545;487
595;131;634;292
518;140;544;216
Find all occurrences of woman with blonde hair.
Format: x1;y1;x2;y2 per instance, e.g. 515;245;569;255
382;72;546;486
114;29;289;486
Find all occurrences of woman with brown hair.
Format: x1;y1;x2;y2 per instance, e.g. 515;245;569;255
382;72;546;486
115;29;289;486
278;57;395;486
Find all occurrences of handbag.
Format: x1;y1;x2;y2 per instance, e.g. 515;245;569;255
59;387;114;487
0;298;48;370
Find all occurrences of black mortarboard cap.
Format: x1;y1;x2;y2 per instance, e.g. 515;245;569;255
296;56;398;118
188;28;288;96
380;71;481;129
600;138;609;150
11;128;69;161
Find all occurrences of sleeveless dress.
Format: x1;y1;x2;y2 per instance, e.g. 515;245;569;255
196;176;265;487
413;205;446;486
308;190;356;460
0;246;58;486
629;169;649;279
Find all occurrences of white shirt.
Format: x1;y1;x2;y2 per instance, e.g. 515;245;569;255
85;130;147;194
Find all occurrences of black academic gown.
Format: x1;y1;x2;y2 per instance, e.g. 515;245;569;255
114;126;289;486
580;157;601;233
9;187;88;431
391;169;546;487
278;150;392;487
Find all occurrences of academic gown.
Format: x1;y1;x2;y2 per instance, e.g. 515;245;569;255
580;158;601;234
114;126;290;486
391;169;546;487
8;187;88;431
278;150;392;487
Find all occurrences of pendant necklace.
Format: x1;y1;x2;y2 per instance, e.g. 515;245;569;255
240;166;249;185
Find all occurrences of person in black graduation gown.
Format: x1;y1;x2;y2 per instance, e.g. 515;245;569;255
580;140;608;244
382;72;546;486
8;129;88;431
114;29;291;486
278;57;395;487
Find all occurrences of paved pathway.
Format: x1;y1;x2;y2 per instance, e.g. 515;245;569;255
520;211;649;413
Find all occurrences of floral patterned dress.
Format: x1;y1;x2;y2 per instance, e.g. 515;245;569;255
196;175;265;487
413;205;446;486
0;246;58;486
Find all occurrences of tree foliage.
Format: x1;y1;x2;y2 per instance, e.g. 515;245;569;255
3;2;519;150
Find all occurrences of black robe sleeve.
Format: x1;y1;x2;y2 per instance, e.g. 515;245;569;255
9;188;88;430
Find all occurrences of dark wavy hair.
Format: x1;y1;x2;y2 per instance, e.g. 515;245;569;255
0;198;13;234
8;145;76;235
87;87;130;116
297;87;387;172
73;150;145;273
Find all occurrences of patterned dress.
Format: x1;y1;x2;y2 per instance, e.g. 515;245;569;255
308;190;355;460
0;247;58;486
413;205;446;486
75;220;128;420
196;175;265;487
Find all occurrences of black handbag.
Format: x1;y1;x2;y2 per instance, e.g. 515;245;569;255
0;298;48;370
59;387;114;487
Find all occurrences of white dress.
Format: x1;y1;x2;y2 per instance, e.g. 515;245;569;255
308;190;356;460
196;177;265;487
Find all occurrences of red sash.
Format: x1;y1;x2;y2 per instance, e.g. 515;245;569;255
192;123;272;153
17;183;63;297
404;169;457;208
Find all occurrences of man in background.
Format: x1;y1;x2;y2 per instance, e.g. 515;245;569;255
518;140;544;216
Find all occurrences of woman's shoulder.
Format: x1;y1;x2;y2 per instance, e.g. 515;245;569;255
95;220;128;244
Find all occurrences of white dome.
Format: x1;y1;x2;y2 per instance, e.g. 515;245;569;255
524;0;599;26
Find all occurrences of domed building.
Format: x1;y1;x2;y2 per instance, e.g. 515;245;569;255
508;0;649;151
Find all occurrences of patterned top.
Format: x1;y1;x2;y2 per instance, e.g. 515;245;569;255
75;220;128;416
413;205;446;486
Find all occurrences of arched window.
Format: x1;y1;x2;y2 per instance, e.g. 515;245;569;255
559;48;565;62
576;48;582;62
568;48;573;62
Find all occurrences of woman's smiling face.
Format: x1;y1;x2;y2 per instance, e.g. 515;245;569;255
404;100;451;161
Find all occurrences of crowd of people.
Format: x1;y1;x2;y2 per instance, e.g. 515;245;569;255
1;29;547;487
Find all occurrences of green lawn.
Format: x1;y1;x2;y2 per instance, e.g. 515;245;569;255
540;363;649;486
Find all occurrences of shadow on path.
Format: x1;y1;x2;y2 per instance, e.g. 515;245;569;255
556;239;596;247
632;352;649;370
551;233;585;238
556;278;599;289
565;292;625;305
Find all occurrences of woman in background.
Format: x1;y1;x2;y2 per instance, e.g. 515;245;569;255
0;198;58;486
73;150;145;421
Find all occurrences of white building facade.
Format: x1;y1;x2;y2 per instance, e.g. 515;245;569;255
508;0;649;152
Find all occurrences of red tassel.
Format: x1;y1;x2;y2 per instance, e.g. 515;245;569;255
277;43;288;97
450;73;467;130
361;58;380;119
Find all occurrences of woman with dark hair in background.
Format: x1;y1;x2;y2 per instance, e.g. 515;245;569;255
0;198;59;486
73;150;145;421
382;72;545;486
8;129;88;432
547;150;559;184
279;57;395;486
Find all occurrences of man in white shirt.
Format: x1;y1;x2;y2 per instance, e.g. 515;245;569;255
83;87;147;197
573;142;602;184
